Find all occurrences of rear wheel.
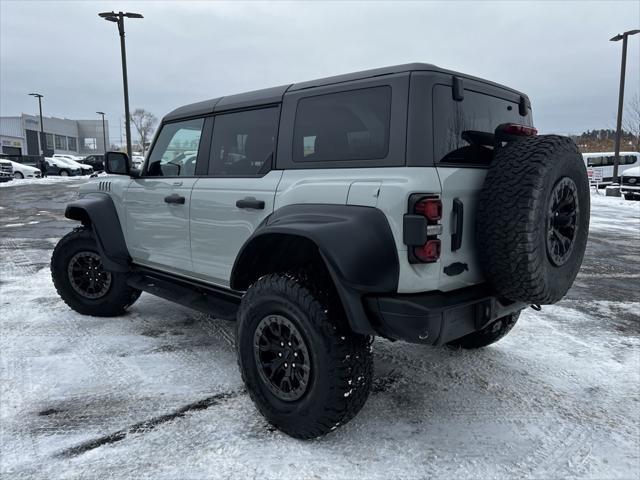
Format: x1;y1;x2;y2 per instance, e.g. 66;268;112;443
13;172;24;179
51;228;140;316
448;312;520;349
60;170;69;176
237;273;372;439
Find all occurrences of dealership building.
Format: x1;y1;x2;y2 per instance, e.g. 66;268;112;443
0;114;110;157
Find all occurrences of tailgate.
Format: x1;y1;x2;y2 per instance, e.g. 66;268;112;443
435;166;487;291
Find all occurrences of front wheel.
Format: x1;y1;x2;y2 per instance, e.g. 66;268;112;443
237;273;372;439
13;172;24;179
51;228;140;316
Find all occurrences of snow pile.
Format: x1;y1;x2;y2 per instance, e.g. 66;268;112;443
0;176;86;188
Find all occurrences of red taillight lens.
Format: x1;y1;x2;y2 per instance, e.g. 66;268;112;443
414;239;441;263
414;198;442;221
498;123;538;137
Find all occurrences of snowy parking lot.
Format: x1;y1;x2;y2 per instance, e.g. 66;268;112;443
1;179;639;479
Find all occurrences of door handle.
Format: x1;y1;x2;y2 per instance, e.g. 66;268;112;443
236;197;265;210
164;193;186;205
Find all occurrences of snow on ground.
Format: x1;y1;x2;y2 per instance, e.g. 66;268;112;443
0;185;639;479
0;176;86;189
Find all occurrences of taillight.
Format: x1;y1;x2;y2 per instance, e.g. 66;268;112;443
404;194;442;264
414;198;442;221
495;123;538;138
414;239;441;263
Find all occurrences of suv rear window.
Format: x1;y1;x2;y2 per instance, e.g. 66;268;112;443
293;86;391;163
433;85;529;166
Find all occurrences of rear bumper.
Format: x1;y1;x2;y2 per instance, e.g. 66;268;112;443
364;285;526;345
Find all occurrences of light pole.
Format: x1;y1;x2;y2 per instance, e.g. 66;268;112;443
610;29;640;186
98;11;143;159
28;93;45;156
96;111;107;154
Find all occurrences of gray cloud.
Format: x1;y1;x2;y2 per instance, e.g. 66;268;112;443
1;0;638;140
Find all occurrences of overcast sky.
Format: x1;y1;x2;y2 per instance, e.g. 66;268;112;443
1;0;639;142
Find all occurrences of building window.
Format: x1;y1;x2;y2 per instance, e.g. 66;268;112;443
45;133;54;149
55;134;67;150
67;137;77;151
84;138;97;150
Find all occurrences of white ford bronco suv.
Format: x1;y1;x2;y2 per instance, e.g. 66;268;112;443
51;63;590;439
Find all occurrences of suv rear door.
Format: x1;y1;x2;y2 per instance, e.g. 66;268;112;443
189;106;282;287
429;78;533;290
123;118;205;275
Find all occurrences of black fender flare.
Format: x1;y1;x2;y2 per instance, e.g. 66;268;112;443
65;193;130;272
231;204;400;334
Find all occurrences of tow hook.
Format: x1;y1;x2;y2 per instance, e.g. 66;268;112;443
530;304;542;311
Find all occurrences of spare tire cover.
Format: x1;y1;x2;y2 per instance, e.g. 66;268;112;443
476;135;590;304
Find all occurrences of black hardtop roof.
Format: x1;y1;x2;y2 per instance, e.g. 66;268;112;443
164;63;527;121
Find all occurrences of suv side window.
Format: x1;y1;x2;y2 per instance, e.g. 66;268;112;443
292;86;391;163
208;107;279;177
146;118;204;177
433;86;527;166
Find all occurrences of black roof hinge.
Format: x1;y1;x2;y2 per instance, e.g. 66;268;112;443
519;95;528;116
452;76;464;102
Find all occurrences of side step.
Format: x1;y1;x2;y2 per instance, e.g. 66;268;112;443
127;267;241;321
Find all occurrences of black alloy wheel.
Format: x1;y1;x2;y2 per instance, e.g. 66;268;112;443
546;177;579;267
67;251;112;299
253;314;311;401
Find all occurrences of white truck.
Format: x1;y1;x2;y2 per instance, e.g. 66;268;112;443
51;63;590;439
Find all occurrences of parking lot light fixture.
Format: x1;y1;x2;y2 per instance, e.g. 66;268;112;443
28;93;45;156
610;29;640;185
96;111;107;154
98;11;143;159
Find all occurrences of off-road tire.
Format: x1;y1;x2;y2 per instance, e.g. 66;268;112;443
237;273;373;439
448;312;520;349
51;227;140;316
477;135;590;304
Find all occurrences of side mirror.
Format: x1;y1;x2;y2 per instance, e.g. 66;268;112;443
104;151;130;175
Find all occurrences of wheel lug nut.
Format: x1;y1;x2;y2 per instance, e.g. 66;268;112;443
280;342;284;347
294;352;298;357
284;363;288;367
278;353;282;357
292;363;296;368
288;342;291;346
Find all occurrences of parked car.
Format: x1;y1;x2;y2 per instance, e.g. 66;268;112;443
0;159;13;182
54;157;93;175
8;161;42;179
82;154;105;172
621;165;640;200
131;155;145;170
51;63;590;439
45;157;81;176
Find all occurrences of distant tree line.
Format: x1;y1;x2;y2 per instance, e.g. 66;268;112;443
573;95;640;152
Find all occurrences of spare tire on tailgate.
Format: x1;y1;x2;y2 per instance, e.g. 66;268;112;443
477;135;590;304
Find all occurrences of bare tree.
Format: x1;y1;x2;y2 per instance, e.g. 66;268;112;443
624;95;640;151
129;108;157;155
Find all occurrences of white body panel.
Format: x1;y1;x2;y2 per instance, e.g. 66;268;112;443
80;163;488;295
189;171;283;286
124;178;198;275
